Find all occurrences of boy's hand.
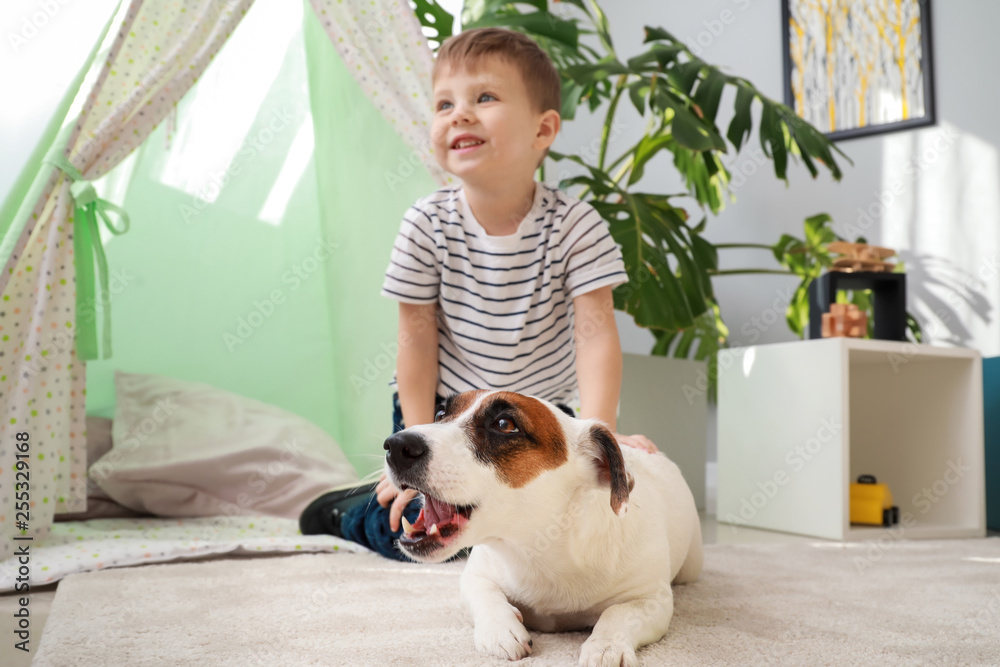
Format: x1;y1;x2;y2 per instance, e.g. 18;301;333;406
376;473;420;532
615;433;659;454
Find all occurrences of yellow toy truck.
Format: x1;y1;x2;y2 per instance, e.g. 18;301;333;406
850;475;900;527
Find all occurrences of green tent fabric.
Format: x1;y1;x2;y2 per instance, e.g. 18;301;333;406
303;7;439;469
0;0;263;557
84;0;437;471
0;0;444;557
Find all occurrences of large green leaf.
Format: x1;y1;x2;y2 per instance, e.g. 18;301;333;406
563;59;630;85
603;201;698;331
584;0;614;54
642;25;677;43
672;105;725;152
412;0;455;45
654;89;726;152
462;0;547;24
726;85;755;150
464;11;580;48
692;69;726;124
759;101;788;180
627;78;650;115
628;131;673;186
689;231;719;278
673;148;727;213
627;44;684;71
665;60;704;97
561;79;584;120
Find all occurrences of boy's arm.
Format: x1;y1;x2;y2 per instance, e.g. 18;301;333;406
573;286;621;431
379;301;439;531
396;301;440;427
573;286;658;453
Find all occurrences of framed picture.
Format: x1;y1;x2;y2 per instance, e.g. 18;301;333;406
781;0;936;141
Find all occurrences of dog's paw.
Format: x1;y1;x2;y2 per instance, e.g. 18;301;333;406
474;605;533;661
578;636;637;667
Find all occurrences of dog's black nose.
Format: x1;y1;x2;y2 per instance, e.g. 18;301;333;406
384;430;428;473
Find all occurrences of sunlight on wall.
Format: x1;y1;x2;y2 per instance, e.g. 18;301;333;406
155;0;303;205
873;88;904;128
258;120;314;226
0;0;120;203
881;121;1000;355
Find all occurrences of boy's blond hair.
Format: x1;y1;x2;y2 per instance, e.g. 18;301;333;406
433;27;562;116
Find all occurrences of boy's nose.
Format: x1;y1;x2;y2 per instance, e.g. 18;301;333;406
451;105;473;124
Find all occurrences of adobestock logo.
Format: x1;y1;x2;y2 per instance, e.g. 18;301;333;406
223;235;340;352
722;416;841;532
7;0;73;54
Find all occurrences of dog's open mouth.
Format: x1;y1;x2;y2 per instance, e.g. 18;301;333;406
398;491;475;557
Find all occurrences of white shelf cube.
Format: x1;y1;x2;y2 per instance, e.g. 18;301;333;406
717;338;985;541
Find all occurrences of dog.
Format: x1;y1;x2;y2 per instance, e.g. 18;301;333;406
383;389;703;666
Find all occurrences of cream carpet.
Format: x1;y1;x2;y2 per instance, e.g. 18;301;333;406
34;538;1000;666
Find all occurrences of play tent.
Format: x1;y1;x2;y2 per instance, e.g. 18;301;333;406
0;0;457;557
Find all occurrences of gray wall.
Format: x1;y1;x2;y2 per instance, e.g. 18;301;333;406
550;0;1000;359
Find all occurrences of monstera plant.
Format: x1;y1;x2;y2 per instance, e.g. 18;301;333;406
415;0;862;380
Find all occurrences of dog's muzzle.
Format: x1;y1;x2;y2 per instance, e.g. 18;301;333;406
383;428;476;561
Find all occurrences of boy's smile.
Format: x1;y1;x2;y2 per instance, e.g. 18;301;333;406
431;56;558;189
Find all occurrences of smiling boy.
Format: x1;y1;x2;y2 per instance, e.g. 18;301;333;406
300;27;656;558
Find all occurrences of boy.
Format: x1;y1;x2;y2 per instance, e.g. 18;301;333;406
300;27;656;559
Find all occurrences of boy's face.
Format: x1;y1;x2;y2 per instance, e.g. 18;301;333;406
431;57;559;186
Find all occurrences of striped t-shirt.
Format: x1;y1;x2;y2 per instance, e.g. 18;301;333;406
381;182;628;404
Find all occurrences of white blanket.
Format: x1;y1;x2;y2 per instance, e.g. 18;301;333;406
0;516;365;591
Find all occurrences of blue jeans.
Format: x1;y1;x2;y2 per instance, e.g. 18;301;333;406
340;393;442;560
391;392;446;432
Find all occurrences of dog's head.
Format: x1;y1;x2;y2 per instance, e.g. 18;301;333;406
383;390;634;563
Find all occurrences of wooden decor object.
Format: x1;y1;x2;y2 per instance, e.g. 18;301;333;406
822;302;868;338
827;241;897;273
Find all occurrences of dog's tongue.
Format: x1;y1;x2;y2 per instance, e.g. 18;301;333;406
404;494;472;543
423;494;458;527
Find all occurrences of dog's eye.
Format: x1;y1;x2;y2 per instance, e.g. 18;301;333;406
434;409;446;422
494;416;519;434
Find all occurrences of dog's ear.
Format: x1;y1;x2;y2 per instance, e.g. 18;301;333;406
583;424;635;517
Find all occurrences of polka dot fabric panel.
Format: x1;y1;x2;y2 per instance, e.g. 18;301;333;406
308;0;451;186
0;177;86;558
0;0;257;560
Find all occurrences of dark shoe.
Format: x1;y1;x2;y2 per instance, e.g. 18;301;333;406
299;480;379;538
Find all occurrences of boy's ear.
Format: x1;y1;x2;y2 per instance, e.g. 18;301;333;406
534;109;561;150
581;423;634;517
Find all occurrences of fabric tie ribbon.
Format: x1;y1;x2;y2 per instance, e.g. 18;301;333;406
43;150;130;361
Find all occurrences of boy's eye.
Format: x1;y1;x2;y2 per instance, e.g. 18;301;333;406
437;101;453;111
478;93;496;103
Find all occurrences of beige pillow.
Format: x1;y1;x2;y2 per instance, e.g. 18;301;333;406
91;371;358;519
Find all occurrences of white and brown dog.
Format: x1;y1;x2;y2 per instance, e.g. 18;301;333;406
383;390;702;667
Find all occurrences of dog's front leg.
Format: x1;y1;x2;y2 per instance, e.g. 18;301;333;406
461;567;532;661
578;585;674;667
